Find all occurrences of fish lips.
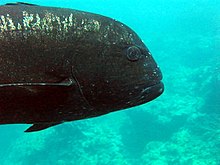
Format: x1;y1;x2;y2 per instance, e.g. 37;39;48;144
144;81;164;98
141;81;164;102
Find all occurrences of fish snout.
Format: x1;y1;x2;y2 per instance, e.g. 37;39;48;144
140;64;164;102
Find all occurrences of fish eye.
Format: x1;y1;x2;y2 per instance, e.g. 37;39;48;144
126;46;142;62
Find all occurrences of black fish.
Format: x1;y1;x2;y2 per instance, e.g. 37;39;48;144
0;2;164;132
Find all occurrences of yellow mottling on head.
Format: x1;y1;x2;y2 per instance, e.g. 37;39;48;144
6;14;16;31
69;13;73;27
22;11;34;30
63;17;68;32
17;23;22;30
0;15;8;32
0;18;3;32
83;19;100;32
32;14;41;30
42;12;51;31
93;20;101;31
0;10;102;41
55;16;62;31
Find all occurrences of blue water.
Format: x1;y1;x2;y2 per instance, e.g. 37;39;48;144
0;0;219;164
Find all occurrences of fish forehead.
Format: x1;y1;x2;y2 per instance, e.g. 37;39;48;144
0;5;135;45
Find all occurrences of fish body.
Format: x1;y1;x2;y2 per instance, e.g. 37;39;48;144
0;2;164;132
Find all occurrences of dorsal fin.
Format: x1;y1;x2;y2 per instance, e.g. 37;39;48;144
5;2;38;6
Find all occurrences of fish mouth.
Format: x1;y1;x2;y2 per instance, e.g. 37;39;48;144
135;81;164;105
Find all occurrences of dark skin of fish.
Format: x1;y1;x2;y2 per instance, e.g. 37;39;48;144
0;2;164;132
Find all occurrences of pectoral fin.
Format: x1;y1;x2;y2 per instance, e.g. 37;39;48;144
0;78;75;88
25;122;61;132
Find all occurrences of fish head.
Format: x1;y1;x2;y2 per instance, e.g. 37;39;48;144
101;34;164;109
74;18;164;113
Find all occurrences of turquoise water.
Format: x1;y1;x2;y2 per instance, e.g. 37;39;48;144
0;0;219;164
